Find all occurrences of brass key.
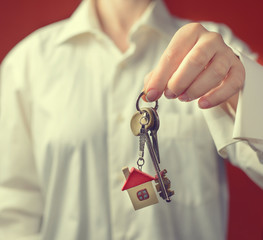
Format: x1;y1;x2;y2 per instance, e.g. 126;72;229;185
130;91;158;136
130;108;155;136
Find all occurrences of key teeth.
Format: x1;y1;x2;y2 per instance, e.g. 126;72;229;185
139;133;146;152
154;169;167;182
155;169;175;200
159;190;175;199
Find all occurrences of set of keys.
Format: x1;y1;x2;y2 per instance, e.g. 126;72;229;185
130;92;174;203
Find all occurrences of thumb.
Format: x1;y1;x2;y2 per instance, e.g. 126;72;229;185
142;71;154;102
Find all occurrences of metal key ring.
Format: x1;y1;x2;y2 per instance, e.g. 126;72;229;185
137;157;145;171
136;91;158;113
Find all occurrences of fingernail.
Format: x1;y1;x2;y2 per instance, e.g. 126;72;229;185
145;89;159;102
198;99;210;108
164;89;177;99
178;93;191;102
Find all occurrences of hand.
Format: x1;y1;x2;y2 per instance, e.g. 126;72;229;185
143;23;245;109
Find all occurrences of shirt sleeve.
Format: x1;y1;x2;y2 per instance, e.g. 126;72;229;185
0;47;43;239
202;23;263;188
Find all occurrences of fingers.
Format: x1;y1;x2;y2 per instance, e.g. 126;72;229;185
142;71;153;101
144;23;206;101
165;33;222;99
198;62;245;108
144;23;245;109
173;48;233;102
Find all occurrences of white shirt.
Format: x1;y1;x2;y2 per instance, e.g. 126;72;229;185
0;0;263;239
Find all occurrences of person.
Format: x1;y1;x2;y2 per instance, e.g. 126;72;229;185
0;0;263;239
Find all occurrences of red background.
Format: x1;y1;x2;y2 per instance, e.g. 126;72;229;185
0;0;263;239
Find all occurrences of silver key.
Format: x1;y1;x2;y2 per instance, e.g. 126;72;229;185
145;109;174;200
137;114;147;171
143;130;172;202
149;108;160;164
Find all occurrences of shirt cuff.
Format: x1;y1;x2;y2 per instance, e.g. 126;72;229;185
202;104;237;159
203;51;263;160
233;52;263;152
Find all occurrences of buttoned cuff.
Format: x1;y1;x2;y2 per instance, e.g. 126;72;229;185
233;52;263;141
202;104;237;159
203;51;263;161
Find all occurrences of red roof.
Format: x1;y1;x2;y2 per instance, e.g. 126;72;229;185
122;167;155;191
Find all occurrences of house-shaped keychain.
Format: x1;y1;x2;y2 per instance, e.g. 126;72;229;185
122;167;159;210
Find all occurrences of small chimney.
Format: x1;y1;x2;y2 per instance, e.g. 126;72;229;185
122;167;130;180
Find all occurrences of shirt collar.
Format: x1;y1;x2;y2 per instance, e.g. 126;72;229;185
56;0;101;44
56;0;180;44
131;0;180;40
